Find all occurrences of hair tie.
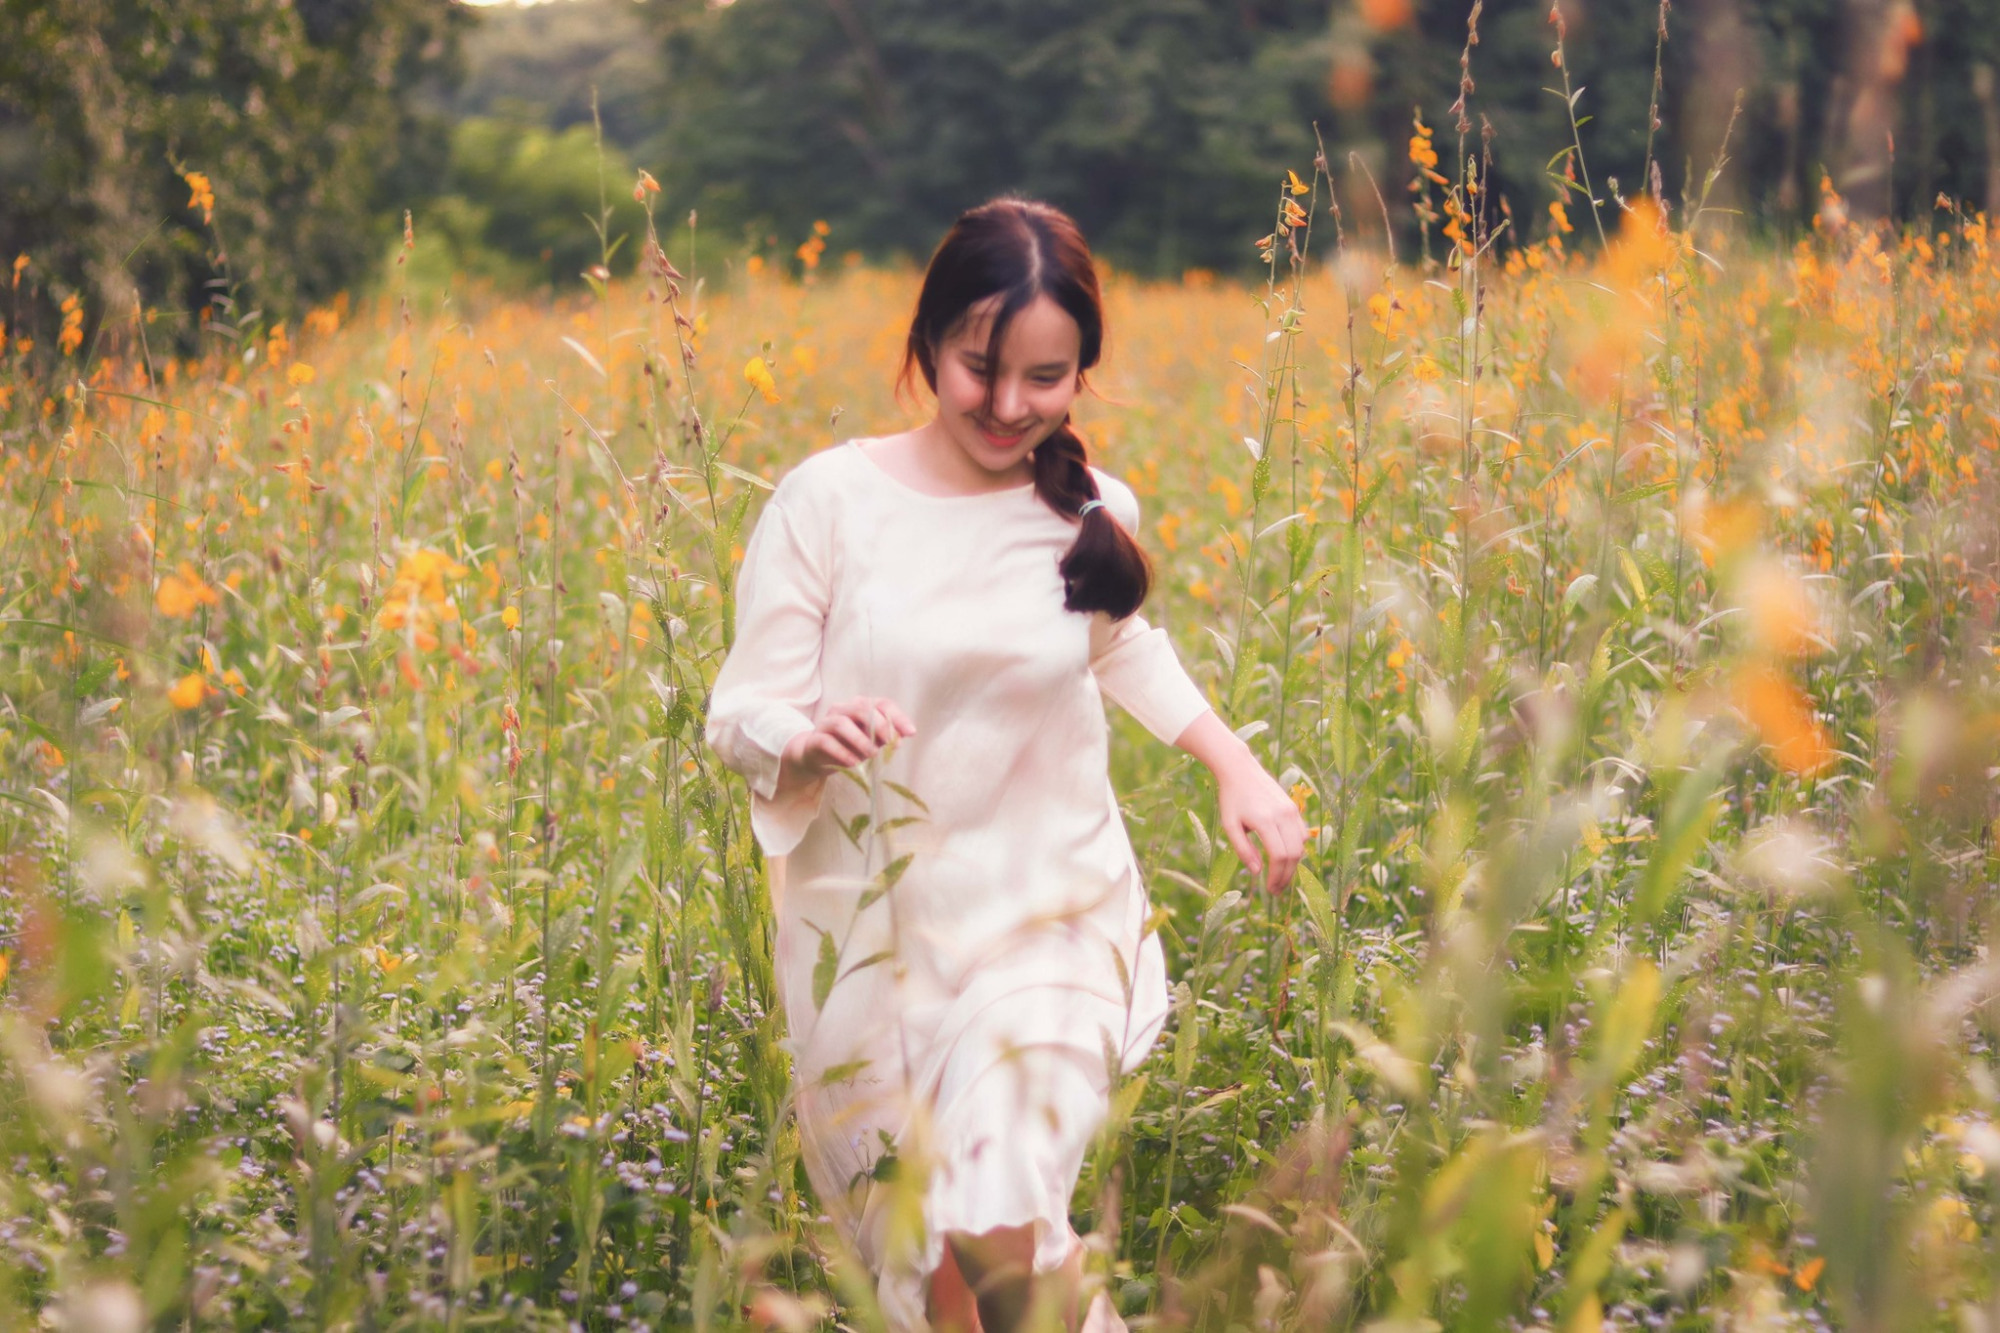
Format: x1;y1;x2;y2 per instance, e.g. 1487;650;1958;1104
1077;499;1106;519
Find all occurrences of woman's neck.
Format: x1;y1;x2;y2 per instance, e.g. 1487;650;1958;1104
864;425;1035;497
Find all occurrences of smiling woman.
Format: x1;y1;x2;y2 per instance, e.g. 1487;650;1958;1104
703;198;1305;1333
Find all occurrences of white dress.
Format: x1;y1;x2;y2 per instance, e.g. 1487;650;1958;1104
704;440;1211;1329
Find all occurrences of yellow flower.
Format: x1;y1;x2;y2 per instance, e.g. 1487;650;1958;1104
744;356;779;404
168;673;209;709
502;605;520;631
1286;169;1309;197
287;362;315;386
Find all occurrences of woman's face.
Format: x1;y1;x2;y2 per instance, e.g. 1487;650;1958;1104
930;293;1083;482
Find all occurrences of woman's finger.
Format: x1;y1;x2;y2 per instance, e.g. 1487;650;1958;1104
1225;821;1263;880
1280;814;1306;863
868;700;905;744
878;698;918;737
809;733;864;771
833;698;880;738
845;699;887;744
1255;818;1296;893
824;716;878;761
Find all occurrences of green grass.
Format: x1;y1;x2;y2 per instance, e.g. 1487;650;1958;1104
1;174;1998;1332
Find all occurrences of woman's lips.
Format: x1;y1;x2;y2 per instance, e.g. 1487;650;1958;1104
977;423;1030;448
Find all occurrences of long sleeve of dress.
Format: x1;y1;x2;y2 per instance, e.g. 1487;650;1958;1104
1090;613;1212;745
704;494;831;857
1088;480;1213;746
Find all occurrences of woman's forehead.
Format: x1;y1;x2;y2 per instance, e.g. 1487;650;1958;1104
945;293;1080;357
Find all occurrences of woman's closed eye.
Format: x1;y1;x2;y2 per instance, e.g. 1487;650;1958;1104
961;355;1066;387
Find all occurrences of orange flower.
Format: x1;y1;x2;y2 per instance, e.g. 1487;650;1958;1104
1690;495;1761;566
377;547;468;652
1736;558;1823;658
168;673;210;710
1735;665;1833;776
156;562;221;618
744;356;779;403
57;295;83;356
182;170;215;225
1604;195;1675;290
1357;0;1412;29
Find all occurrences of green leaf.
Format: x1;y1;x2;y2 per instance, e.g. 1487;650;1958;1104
1614;479;1675;506
811;930;837;1012
837;950;894;985
1172;983;1198;1085
1585;630;1613;701
1561;572;1597;618
817;1059;870;1087
1294;862;1338;947
877;853;913;891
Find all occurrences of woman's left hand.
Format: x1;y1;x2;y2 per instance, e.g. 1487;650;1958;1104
1215;757;1307;895
1171;710;1308;895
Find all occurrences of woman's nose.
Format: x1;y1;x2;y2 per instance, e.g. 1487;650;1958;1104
991;376;1026;423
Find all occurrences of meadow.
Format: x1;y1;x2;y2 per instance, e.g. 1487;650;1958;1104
1;156;1998;1333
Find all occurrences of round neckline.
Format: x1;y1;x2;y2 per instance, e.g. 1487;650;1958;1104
848;438;1037;502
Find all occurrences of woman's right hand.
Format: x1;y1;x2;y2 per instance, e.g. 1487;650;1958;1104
777;696;917;790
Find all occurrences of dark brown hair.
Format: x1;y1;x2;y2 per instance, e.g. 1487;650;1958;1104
899;197;1152;620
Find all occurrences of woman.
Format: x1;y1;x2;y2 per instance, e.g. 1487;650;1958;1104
705;198;1305;1333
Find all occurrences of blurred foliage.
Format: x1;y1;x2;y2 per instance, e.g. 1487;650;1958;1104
429;0;668;154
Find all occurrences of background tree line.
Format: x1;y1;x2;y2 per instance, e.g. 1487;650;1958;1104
4;0;1998;355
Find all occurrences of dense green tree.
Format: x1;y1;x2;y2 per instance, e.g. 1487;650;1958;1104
413;117;641;288
0;0;463;353
635;0;2000;269
5;0;1996;349
644;0;1339;274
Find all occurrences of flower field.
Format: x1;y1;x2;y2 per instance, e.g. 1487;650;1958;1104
2;171;1999;1331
